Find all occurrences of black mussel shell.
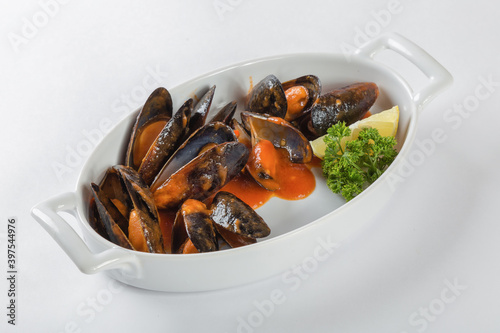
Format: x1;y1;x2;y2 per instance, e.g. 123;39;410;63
246;74;287;118
125;87;173;170
310;82;379;137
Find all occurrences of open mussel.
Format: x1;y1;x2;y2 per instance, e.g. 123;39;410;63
246;74;321;122
125;87;173;170
90;165;164;253
240;111;312;191
241;111;312;164
91;183;134;250
171;199;218;253
153;141;250;209
151;122;237;191
282;75;321;122
138;99;192;185
171;192;270;253
309;82;379;137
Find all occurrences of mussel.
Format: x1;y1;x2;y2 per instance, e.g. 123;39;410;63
171;199;219;253
210;191;270;239
186;85;216;137
153;141;250;209
241;111;312;163
150;122;237;191
171;192;270;253
125;87;173;170
240;111;312;191
138;99;192;185
246;74;287;118
309;82;379;137
90;165;164;253
230;118;252;150
282;75;321;122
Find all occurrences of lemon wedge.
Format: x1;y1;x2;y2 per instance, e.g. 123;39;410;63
310;105;399;159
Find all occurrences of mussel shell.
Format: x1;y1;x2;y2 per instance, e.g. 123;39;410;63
116;166;157;219
125;87;173;169
151;122;237;191
210;191;270;239
153;141;250;209
90;183;134;249
208;101;237;125
230;119;251;150
171;199;218;253
241;111;312;164
187;85;216;137
138;98;192;185
310;82;379;137
88;197;107;239
90;166;165;253
282;75;321;121
246;74;287;118
171;209;189;254
214;225;257;248
98;166;132;221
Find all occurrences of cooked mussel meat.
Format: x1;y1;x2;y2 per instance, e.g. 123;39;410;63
282;75;321;122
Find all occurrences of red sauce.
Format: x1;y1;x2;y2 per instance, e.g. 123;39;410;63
220;172;273;209
274;148;316;200
309;155;323;169
220;145;316;209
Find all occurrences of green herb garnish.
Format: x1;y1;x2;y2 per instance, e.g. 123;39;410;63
321;122;398;201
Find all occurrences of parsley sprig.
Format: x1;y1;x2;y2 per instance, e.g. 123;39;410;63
321;122;398;201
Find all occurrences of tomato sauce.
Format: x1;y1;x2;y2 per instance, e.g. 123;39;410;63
220;145;317;209
219;172;273;209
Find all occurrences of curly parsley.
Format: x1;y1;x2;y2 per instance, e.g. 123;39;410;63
321;122;398;201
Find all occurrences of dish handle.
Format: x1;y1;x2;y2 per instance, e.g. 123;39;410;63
355;32;453;110
31;192;142;279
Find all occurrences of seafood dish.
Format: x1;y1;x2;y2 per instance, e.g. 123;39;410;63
31;33;453;291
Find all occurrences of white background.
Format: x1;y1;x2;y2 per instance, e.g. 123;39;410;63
1;0;500;332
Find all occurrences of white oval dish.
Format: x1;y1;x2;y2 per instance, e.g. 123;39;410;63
31;33;452;292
